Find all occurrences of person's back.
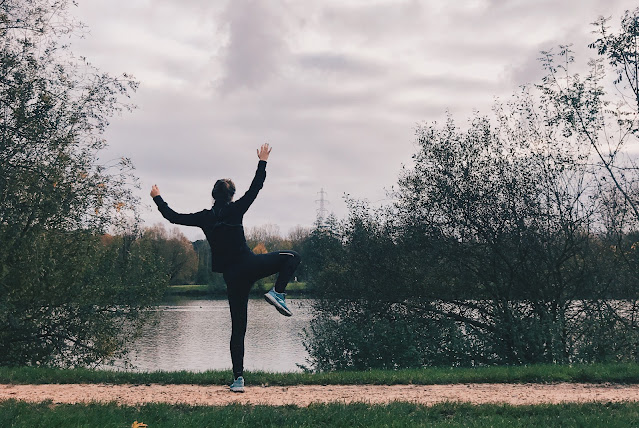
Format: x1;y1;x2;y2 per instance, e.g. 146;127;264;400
204;204;249;271
152;155;267;272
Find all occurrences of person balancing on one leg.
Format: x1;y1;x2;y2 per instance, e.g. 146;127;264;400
150;143;301;393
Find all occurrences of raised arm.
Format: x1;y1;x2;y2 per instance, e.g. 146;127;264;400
234;144;271;213
151;185;206;227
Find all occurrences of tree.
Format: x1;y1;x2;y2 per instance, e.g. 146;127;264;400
536;9;639;360
286;225;311;282
539;9;639;223
0;0;162;367
245;223;285;251
303;11;639;368
141;224;198;285
303;202;472;371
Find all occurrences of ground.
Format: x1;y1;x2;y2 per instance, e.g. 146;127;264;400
2;383;639;406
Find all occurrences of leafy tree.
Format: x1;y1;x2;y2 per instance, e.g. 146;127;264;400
286;225;311;282
141;224;198;285
303;203;473;371
0;0;163;367
245;223;286;252
539;9;639;223
303;10;639;369
537;8;639;360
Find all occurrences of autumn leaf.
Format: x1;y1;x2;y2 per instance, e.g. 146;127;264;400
253;242;267;254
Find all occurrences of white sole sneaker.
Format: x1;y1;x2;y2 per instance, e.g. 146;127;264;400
230;377;245;393
264;291;293;316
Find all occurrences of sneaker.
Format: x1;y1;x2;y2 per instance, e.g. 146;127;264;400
264;288;293;316
230;376;244;393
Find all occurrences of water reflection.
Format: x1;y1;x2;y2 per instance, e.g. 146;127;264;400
121;298;312;373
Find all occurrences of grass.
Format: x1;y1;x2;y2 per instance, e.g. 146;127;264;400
258;281;308;293
2;401;639;427
2;363;639;386
164;284;212;296
165;282;309;297
3;365;639;426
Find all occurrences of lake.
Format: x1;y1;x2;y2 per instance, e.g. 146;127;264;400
118;298;313;373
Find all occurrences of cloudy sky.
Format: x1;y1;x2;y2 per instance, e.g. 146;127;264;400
70;0;635;241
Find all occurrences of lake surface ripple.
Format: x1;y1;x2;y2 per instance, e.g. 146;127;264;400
120;298;312;373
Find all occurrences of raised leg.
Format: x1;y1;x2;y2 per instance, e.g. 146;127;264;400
248;251;301;293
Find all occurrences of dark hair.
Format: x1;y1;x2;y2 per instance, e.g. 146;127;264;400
212;178;236;203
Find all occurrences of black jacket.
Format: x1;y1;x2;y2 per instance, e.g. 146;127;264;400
153;160;267;272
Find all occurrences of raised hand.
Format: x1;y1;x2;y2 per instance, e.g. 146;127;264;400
257;143;272;161
150;184;161;198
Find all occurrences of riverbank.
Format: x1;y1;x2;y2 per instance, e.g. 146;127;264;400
164;282;309;298
3;363;639;385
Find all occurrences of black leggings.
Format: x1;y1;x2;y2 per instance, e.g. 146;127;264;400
223;250;301;379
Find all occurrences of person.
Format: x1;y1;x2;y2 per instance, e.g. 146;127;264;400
150;143;301;393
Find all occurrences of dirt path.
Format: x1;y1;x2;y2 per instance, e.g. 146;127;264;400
2;383;639;406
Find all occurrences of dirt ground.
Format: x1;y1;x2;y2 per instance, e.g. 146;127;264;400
2;383;639;407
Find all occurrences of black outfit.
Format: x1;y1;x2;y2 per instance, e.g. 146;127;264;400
153;160;301;379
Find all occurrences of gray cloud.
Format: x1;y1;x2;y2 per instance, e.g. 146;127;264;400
70;0;639;241
402;73;503;93
217;0;289;93
320;1;428;41
297;52;385;76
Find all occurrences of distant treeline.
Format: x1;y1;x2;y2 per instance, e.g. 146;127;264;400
144;223;313;295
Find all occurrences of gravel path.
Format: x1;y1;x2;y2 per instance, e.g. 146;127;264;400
2;383;639;406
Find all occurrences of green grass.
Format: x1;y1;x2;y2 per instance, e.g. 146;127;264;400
2;363;639;386
165;282;309;297
165;284;211;294
255;281;308;293
2;401;639;427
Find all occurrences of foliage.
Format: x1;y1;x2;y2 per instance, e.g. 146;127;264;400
303;10;639;371
303;204;475;370
245;223;285;252
540;9;639;222
252;242;268;254
140;224;197;285
0;0;164;367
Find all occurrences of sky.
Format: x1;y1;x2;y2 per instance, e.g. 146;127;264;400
69;0;636;241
